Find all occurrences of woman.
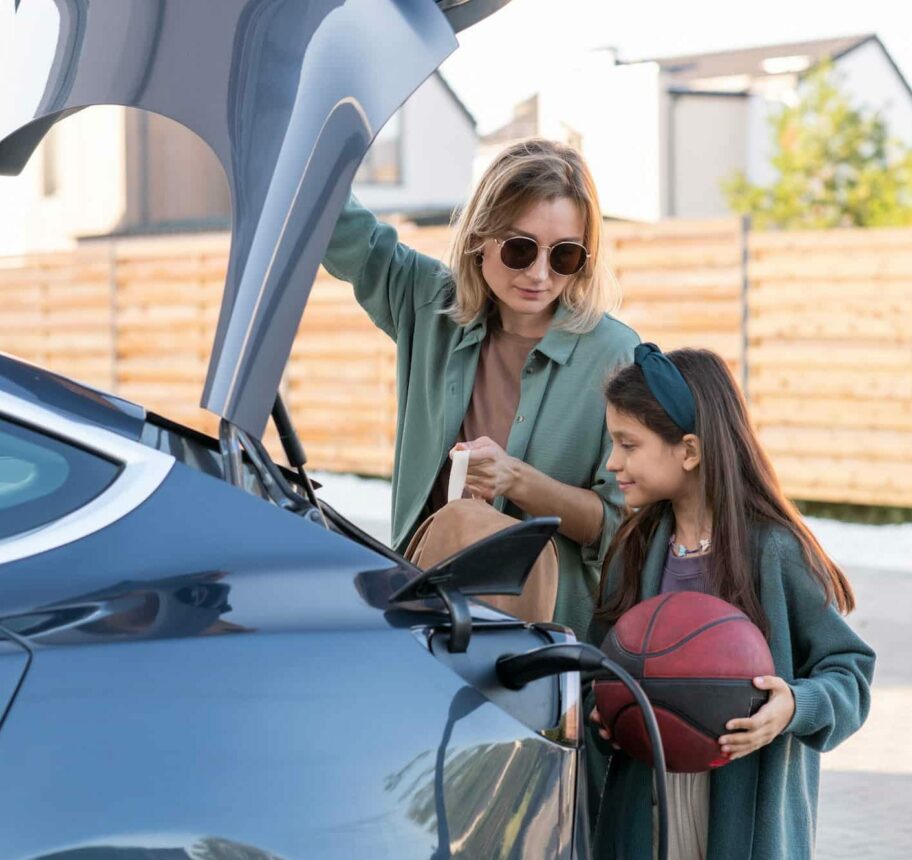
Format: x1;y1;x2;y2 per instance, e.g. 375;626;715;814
323;138;639;638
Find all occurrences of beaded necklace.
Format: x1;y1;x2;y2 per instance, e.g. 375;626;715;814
669;534;712;558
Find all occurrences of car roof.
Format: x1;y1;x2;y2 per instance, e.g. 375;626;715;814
0;352;145;440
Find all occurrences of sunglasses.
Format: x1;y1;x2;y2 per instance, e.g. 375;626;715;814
493;235;589;277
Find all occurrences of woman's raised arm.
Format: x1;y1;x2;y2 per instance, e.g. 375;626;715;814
322;194;449;342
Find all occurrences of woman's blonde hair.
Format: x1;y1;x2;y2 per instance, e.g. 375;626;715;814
447;138;618;333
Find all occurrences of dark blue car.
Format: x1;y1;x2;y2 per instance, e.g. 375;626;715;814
0;3;596;857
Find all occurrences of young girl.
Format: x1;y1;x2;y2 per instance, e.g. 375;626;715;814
324;139;639;640
588;343;875;860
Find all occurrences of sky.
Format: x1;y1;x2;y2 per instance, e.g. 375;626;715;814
441;0;912;133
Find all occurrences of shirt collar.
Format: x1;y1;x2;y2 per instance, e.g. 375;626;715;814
456;302;582;364
454;313;488;352
534;303;582;365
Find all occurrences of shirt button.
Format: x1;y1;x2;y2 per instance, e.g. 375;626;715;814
516;415;525;423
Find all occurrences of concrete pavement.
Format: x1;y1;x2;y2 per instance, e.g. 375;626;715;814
817;566;912;859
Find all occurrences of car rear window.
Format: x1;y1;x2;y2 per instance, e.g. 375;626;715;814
0;418;121;540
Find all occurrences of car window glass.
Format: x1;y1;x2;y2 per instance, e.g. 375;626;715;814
0;418;121;540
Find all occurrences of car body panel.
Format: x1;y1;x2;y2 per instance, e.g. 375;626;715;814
0;372;580;857
0;628;575;859
0;0;457;438
0;634;29;732
0;353;146;442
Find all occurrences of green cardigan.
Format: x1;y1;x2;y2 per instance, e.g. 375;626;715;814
586;513;876;860
323;196;639;638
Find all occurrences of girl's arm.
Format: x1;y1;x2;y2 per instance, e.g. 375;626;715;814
722;530;875;757
322;194;449;342
778;538;876;751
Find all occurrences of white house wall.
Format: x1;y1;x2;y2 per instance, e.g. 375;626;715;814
0;106;127;257
835;39;912;144
537;59;664;222
746;93;779;188
671;94;749;218
352;74;477;213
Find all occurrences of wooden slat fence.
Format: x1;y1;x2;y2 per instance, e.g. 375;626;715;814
603;218;745;377
747;228;912;507
2;218;911;508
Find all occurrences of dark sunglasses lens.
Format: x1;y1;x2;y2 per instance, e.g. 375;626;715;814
500;237;539;270
549;243;587;276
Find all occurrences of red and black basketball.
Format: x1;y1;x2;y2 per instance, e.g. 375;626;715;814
593;591;774;773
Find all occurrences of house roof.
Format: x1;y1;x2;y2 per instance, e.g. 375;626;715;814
628;34;877;86
480;93;538;145
434;71;477;128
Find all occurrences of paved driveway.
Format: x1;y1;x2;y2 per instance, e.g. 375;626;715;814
817;566;912;859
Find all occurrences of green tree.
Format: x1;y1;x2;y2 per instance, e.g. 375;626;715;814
723;64;912;228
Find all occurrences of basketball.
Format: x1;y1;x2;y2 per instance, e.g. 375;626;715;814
593;591;775;773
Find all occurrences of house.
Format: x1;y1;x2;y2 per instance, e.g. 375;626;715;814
0;71;477;258
481;35;912;221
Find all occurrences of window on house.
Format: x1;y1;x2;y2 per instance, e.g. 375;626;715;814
355;113;402;185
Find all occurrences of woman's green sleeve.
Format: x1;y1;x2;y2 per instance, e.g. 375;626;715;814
322;194;449;342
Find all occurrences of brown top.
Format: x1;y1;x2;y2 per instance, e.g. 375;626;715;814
429;327;540;512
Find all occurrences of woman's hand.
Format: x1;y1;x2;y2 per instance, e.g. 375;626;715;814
453;437;604;546
718;676;796;761
454;437;520;501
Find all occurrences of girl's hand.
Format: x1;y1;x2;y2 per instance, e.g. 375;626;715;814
718;676;796;761
454;437;521;501
589;706;620;749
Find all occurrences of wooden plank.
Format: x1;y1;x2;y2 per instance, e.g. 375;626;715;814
110;233;230;259
750;297;911;321
117;362;209;384
758;426;912;462
767;454;912;492
609;243;742;269
749;280;912;307
603;218;739;242
749;252;912;280
748;341;911;371
618;300;742;331
117;331;213;355
291;334;395;356
779;481;912;507
751;395;912;432
751;227;912;251
749;367;912;399
748;314;912;342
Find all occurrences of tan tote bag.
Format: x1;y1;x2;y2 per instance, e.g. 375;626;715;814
404;450;559;623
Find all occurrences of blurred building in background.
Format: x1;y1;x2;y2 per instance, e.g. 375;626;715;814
0;71;476;258
480;34;912;221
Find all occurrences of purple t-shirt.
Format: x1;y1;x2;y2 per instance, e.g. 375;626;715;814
660;548;709;595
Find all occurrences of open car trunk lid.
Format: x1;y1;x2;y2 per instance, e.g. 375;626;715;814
0;0;512;437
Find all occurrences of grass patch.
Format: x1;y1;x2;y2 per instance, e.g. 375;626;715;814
794;500;912;525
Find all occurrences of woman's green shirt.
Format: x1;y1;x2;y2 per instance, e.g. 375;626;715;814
323;196;639;638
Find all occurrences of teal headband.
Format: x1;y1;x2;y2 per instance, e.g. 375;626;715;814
633;343;696;434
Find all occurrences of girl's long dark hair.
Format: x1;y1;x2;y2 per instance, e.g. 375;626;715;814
596;348;855;635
